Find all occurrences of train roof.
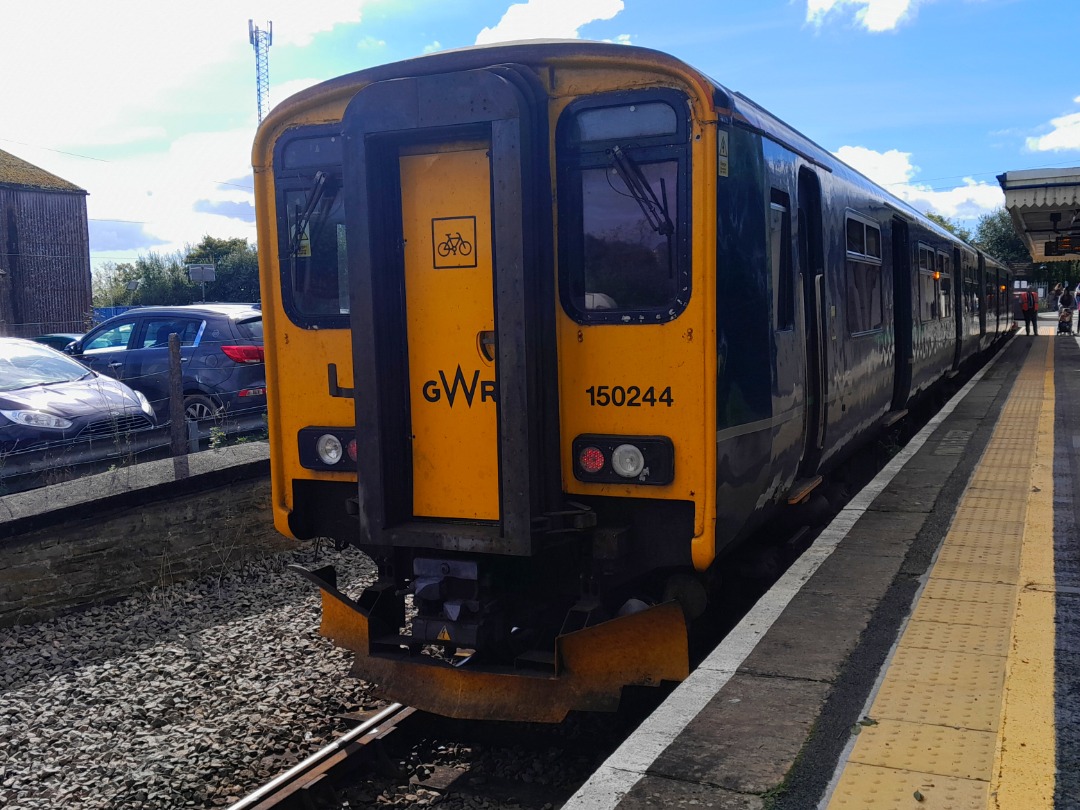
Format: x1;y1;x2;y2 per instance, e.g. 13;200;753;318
260;39;998;265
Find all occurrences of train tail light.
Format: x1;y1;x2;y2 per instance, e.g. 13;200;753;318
578;445;605;474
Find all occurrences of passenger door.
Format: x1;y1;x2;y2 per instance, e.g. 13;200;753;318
796;167;826;477
891;218;913;409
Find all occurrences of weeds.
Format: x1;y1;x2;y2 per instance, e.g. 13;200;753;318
209;425;227;450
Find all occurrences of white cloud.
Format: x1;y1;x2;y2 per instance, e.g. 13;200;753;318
476;0;624;44
0;2;368;150
1025;97;1080;152
835;145;916;186
806;0;921;32
28;126;259;265
835;144;1003;220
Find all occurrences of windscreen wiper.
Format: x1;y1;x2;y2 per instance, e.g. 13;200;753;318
288;170;339;256
609;145;675;237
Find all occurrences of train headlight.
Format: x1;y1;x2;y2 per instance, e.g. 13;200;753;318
316;433;344;465
611;444;645;478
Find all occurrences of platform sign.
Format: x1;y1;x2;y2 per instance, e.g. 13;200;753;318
1045;235;1079;256
185;263;216;302
185;263;217;282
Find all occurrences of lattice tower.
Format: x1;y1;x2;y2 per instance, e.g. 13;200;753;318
249;20;273;123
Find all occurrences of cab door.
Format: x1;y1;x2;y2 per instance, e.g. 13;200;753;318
342;68;558;554
400;144;498;519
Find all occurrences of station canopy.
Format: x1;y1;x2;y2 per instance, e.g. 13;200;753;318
998;167;1080;263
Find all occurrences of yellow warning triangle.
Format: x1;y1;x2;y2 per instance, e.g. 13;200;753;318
437;626;451;641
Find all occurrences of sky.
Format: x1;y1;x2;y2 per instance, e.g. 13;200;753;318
0;0;1075;273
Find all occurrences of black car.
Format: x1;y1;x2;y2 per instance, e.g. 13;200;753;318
31;333;83;351
0;337;157;463
66;304;266;423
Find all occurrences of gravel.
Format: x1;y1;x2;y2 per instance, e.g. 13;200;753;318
0;542;382;809
0;543;609;810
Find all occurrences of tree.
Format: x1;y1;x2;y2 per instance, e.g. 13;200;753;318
91;236;261;308
925;211;972;243
972;209;1029;265
184;236;260;303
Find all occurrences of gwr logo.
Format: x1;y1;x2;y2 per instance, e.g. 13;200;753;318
422;365;497;407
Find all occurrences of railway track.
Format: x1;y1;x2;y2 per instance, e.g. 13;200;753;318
228;702;417;810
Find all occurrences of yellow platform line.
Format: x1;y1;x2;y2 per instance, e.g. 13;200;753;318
827;338;1056;810
991;337;1057;809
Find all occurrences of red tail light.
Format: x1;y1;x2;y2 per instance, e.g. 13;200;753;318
221;345;265;364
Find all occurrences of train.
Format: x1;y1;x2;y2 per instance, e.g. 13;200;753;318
251;40;1013;722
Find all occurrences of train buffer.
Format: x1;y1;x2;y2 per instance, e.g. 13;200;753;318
566;331;1079;809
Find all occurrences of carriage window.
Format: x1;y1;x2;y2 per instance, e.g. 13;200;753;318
938;253;953;319
770;192;794;331
845;215;882;333
558;92;690;323
918;245;938;322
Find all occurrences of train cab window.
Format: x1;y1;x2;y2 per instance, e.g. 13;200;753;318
845;215;882;334
273;130;349;328
556;91;691;323
918;245;938;321
770;191;794;331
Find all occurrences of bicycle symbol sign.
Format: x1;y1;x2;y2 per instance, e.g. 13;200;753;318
432;215;478;269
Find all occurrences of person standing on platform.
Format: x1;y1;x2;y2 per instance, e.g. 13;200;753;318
1021;288;1039;335
1059;286;1075;335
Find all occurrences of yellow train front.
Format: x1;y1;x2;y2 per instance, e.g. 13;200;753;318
252;41;1008;722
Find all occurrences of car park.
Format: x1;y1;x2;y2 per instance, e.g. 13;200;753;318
65;304;266;423
0;337;158;468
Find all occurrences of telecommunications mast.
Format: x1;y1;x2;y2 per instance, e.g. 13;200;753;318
248;20;273;123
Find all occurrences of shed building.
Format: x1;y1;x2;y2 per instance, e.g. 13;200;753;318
0;147;92;337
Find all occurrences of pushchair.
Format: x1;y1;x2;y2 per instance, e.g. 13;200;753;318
1059;306;1073;335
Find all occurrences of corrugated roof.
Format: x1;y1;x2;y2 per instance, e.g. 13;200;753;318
999;167;1080;263
0;147;85;193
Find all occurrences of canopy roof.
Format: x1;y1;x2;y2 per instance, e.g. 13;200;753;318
998;168;1080;263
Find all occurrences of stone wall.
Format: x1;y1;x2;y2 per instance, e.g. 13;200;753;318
0;442;292;627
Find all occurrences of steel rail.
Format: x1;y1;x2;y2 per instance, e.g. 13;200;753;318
227;702;415;810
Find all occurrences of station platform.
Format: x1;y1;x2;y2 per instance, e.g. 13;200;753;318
565;322;1079;809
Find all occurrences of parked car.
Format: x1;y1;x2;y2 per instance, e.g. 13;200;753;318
31;333;83;351
65;304;266;423
0;337;157;464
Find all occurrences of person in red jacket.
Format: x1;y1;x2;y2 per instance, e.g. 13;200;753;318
1020;288;1039;335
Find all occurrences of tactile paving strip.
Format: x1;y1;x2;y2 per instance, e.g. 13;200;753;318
827;339;1054;808
828;763;988;809
850;718;996;779
900;619;1012;658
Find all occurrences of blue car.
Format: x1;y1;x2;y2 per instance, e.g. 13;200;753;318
66;304;266;423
